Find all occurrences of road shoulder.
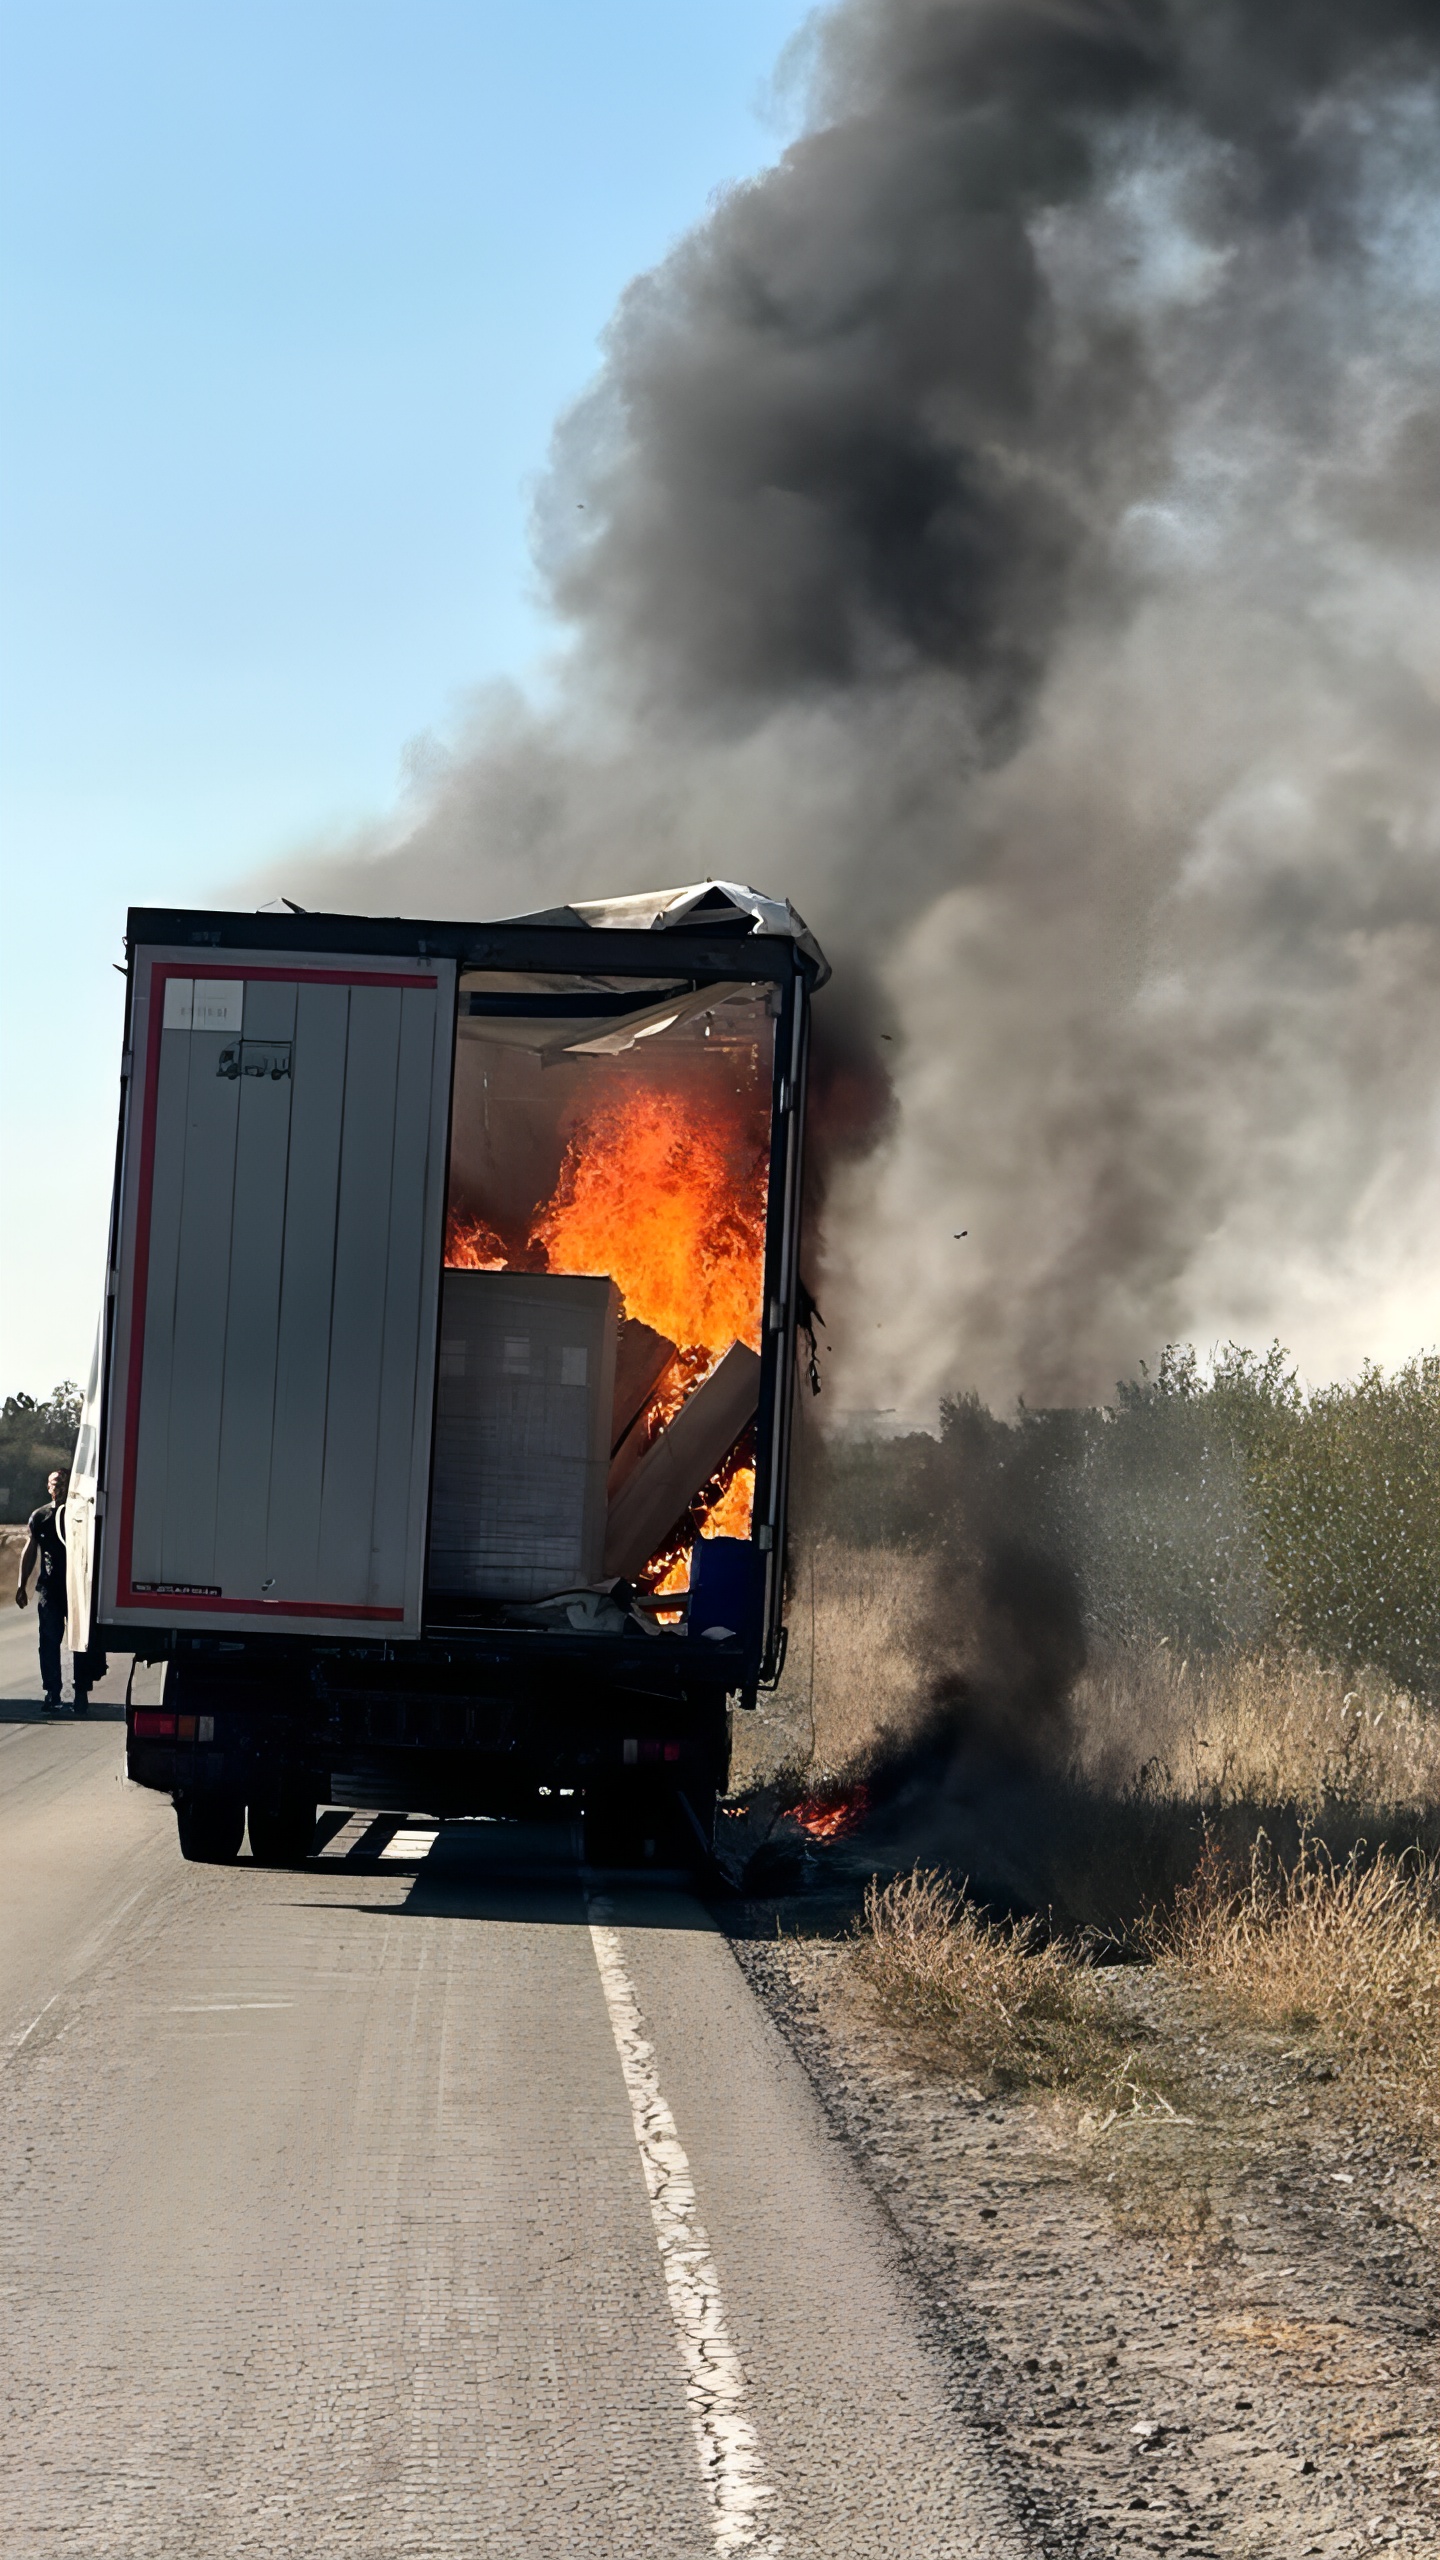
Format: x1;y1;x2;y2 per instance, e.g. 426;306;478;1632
729;1917;1440;2559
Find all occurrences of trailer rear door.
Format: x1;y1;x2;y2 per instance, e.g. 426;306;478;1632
98;946;455;1639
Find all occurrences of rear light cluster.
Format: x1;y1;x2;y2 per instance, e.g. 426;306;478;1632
132;1712;214;1742
621;1738;681;1765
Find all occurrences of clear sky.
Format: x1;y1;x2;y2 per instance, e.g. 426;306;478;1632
0;0;813;1392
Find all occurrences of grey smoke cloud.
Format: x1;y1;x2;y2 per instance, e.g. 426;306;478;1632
265;0;1440;1411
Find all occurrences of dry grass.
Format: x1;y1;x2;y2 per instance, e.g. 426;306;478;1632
763;1546;1440;2135
803;1541;923;1772
762;1545;1440;1811
854;1866;1127;2095
1071;1641;1440;1815
1150;1831;1440;2130
737;1539;925;1788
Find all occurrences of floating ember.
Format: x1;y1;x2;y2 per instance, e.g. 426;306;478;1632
787;1785;871;1842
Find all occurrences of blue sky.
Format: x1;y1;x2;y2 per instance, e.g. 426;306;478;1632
0;0;814;1392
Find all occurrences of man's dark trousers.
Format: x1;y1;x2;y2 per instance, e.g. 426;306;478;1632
37;1597;65;1703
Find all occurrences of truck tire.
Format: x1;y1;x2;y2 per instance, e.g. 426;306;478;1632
247;1792;318;1868
582;1781;658;1871
175;1791;245;1864
584;1779;716;1872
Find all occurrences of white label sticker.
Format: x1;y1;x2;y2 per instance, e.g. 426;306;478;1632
191;980;244;1033
161;977;244;1033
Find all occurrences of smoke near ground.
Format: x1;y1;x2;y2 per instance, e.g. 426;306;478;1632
261;0;1440;1413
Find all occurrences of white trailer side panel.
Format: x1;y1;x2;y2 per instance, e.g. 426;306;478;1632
98;949;455;1638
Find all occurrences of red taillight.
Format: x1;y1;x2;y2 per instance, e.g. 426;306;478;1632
133;1710;176;1739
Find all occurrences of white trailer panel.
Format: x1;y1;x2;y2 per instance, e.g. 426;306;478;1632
98;949;455;1638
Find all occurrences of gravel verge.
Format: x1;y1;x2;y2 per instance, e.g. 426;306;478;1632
727;1913;1440;2558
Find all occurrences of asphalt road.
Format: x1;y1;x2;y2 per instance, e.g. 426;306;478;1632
1;1608;1025;2559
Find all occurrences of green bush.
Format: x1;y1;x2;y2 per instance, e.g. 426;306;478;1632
1217;1349;1440;1699
802;1344;1440;1700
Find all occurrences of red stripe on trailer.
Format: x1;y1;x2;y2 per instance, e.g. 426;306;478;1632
185;964;437;987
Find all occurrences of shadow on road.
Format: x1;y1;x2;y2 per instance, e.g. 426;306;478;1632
292;1815;718;1931
0;1701;126;1723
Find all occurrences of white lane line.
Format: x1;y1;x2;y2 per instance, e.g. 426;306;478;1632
8;1992;59;2051
4;1881;153;2066
589;1902;783;2558
168;2001;295;2013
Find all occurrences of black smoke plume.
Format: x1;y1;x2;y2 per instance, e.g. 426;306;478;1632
264;0;1440;1412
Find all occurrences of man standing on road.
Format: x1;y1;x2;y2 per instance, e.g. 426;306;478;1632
15;1469;78;1712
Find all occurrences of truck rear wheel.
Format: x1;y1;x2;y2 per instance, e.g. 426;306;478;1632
583;1778;716;1872
175;1791;245;1864
583;1780;655;1871
247;1791;318;1868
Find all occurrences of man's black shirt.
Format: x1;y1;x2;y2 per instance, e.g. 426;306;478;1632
26;1502;66;1606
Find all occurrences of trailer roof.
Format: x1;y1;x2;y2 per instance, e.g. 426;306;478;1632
507;881;829;985
128;880;830;986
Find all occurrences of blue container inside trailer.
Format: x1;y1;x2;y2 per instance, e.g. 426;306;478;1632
687;1538;764;1650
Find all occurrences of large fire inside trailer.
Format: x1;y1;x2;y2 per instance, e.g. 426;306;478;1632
433;973;774;1614
94;888;823;1865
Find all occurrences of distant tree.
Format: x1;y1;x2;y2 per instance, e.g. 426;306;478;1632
0;1384;82;1521
808;1342;1440;1699
1227;1351;1440;1699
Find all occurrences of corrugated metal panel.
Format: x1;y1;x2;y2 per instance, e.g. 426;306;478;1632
102;951;454;1636
127;1020;196;1584
266;979;350;1595
316;986;405;1603
371;986;443;1610
213;979;298;1598
159;1019;243;1585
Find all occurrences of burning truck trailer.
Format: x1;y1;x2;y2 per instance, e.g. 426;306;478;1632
65;882;827;1869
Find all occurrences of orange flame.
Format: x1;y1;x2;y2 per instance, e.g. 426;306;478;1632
642;1458;757;1605
534;1085;767;1358
445;1205;507;1269
788;1785;871;1842
702;1463;754;1541
444;1072;768;1591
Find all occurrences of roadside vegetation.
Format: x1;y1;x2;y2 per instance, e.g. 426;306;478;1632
854;1865;1129;2095
0;1384;81;1522
809;1342;1440;1695
1148;1830;1440;2129
746;1344;1440;2141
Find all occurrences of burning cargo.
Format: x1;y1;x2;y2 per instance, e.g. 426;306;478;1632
66;882;826;1867
428;1271;621;1603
